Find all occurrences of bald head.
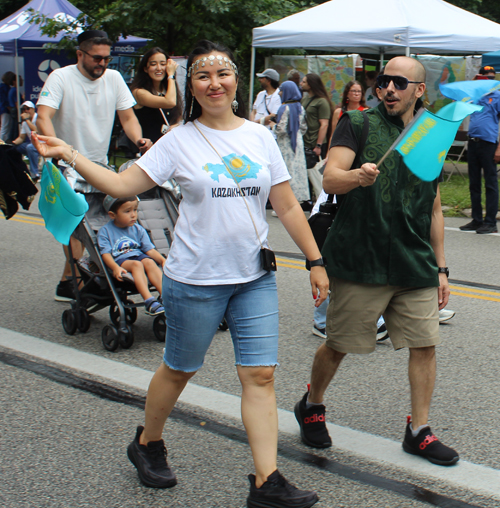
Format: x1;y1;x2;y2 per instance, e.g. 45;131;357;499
386;56;426;83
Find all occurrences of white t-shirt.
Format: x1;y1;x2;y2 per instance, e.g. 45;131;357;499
136;119;290;285
37;65;136;163
253;89;281;124
21;113;37;141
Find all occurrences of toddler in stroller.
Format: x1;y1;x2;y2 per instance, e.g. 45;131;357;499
98;195;166;316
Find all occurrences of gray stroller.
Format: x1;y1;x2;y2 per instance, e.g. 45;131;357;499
62;162;180;351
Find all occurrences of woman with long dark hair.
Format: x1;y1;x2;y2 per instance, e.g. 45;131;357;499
33;39;327;508
300;73;334;159
130;47;183;142
330;80;367;133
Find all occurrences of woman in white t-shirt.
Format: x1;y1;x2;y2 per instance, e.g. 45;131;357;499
32;39;328;508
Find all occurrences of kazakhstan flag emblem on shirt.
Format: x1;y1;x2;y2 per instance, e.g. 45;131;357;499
204;154;262;183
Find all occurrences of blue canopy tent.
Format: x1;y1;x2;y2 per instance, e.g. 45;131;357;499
482;51;500;70
0;0;148;112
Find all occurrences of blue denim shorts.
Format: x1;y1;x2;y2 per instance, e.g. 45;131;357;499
162;272;279;372
118;253;150;266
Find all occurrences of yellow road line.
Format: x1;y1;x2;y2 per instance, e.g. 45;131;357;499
450;291;500;303
276;258;500;302
0;215;45;226
449;284;500;297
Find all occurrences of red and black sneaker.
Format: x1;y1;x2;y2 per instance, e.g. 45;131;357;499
294;390;332;449
402;416;459;466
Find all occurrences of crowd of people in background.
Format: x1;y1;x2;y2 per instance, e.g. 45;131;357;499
3;32;470;507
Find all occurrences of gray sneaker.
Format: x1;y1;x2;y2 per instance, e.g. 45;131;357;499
438;309;455;323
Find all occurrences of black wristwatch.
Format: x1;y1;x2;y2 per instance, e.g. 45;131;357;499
316;143;322;148
438;267;449;277
309;258;325;268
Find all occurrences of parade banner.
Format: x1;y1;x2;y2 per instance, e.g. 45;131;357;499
266;55;355;107
23;48;74;103
415;56;472;113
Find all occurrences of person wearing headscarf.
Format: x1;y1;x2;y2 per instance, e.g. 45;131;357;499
271;81;310;203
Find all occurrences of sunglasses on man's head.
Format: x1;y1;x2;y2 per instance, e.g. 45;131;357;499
80;49;113;64
376;74;423;90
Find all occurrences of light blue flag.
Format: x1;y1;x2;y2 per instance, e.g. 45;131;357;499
394;102;483;182
38;161;89;245
439;80;500;104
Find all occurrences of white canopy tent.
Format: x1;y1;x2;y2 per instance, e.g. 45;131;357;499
250;0;500;106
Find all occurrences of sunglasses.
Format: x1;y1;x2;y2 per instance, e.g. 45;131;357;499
376;74;423;90
81;49;113;64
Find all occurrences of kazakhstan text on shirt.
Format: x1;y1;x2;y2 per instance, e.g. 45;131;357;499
399;117;437;155
212;186;261;198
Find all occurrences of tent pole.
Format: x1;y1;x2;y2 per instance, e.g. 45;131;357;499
15;39;21;129
379;52;384;71
406;46;410;57
249;46;256;112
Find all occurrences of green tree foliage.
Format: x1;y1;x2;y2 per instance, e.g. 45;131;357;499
447;0;500;24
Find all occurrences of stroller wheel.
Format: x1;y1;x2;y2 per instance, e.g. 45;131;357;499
102;324;119;352
62;309;77;335
218;318;229;331
126;301;138;324
119;325;134;349
77;308;91;333
110;301;138;325
153;315;167;342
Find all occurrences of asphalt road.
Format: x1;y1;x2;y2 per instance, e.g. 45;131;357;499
1;190;500;508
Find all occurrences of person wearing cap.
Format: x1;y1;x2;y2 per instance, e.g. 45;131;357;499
250;68;281;131
12;100;40;181
36;29;153;302
459;65;500;235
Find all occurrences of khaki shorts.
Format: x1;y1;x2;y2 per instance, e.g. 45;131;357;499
325;278;441;354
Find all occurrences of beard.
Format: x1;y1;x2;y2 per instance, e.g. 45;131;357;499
384;89;416;117
82;60;106;80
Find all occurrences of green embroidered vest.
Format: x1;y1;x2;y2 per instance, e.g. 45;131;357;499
322;102;439;288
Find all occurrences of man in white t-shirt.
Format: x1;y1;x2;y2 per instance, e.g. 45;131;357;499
12;100;40;180
36;29;152;302
250;68;281;131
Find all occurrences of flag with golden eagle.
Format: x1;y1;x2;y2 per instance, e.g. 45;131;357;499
38;161;88;245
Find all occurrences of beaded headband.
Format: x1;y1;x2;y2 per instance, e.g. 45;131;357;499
187;54;238;78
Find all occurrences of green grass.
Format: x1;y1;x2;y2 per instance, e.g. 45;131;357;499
439;174;472;217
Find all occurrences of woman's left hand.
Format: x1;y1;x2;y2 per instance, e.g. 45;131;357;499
31;132;72;161
310;266;330;307
166;59;178;77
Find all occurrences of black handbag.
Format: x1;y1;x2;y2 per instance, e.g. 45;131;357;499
305;111;369;270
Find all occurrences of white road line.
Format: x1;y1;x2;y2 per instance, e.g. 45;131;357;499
1;327;500;500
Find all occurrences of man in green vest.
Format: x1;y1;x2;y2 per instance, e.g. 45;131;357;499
295;56;459;466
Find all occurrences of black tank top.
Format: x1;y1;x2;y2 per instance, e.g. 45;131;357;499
134;105;176;143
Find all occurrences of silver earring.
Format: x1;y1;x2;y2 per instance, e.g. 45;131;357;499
231;95;238;112
189;97;194;117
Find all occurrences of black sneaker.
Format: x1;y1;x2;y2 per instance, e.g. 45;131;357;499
247;469;318;508
376;323;389;342
476;223;498;234
402;418;459;466
54;280;75;302
312;325;327;339
459;220;482;231
294;391;332;448
127;426;177;488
